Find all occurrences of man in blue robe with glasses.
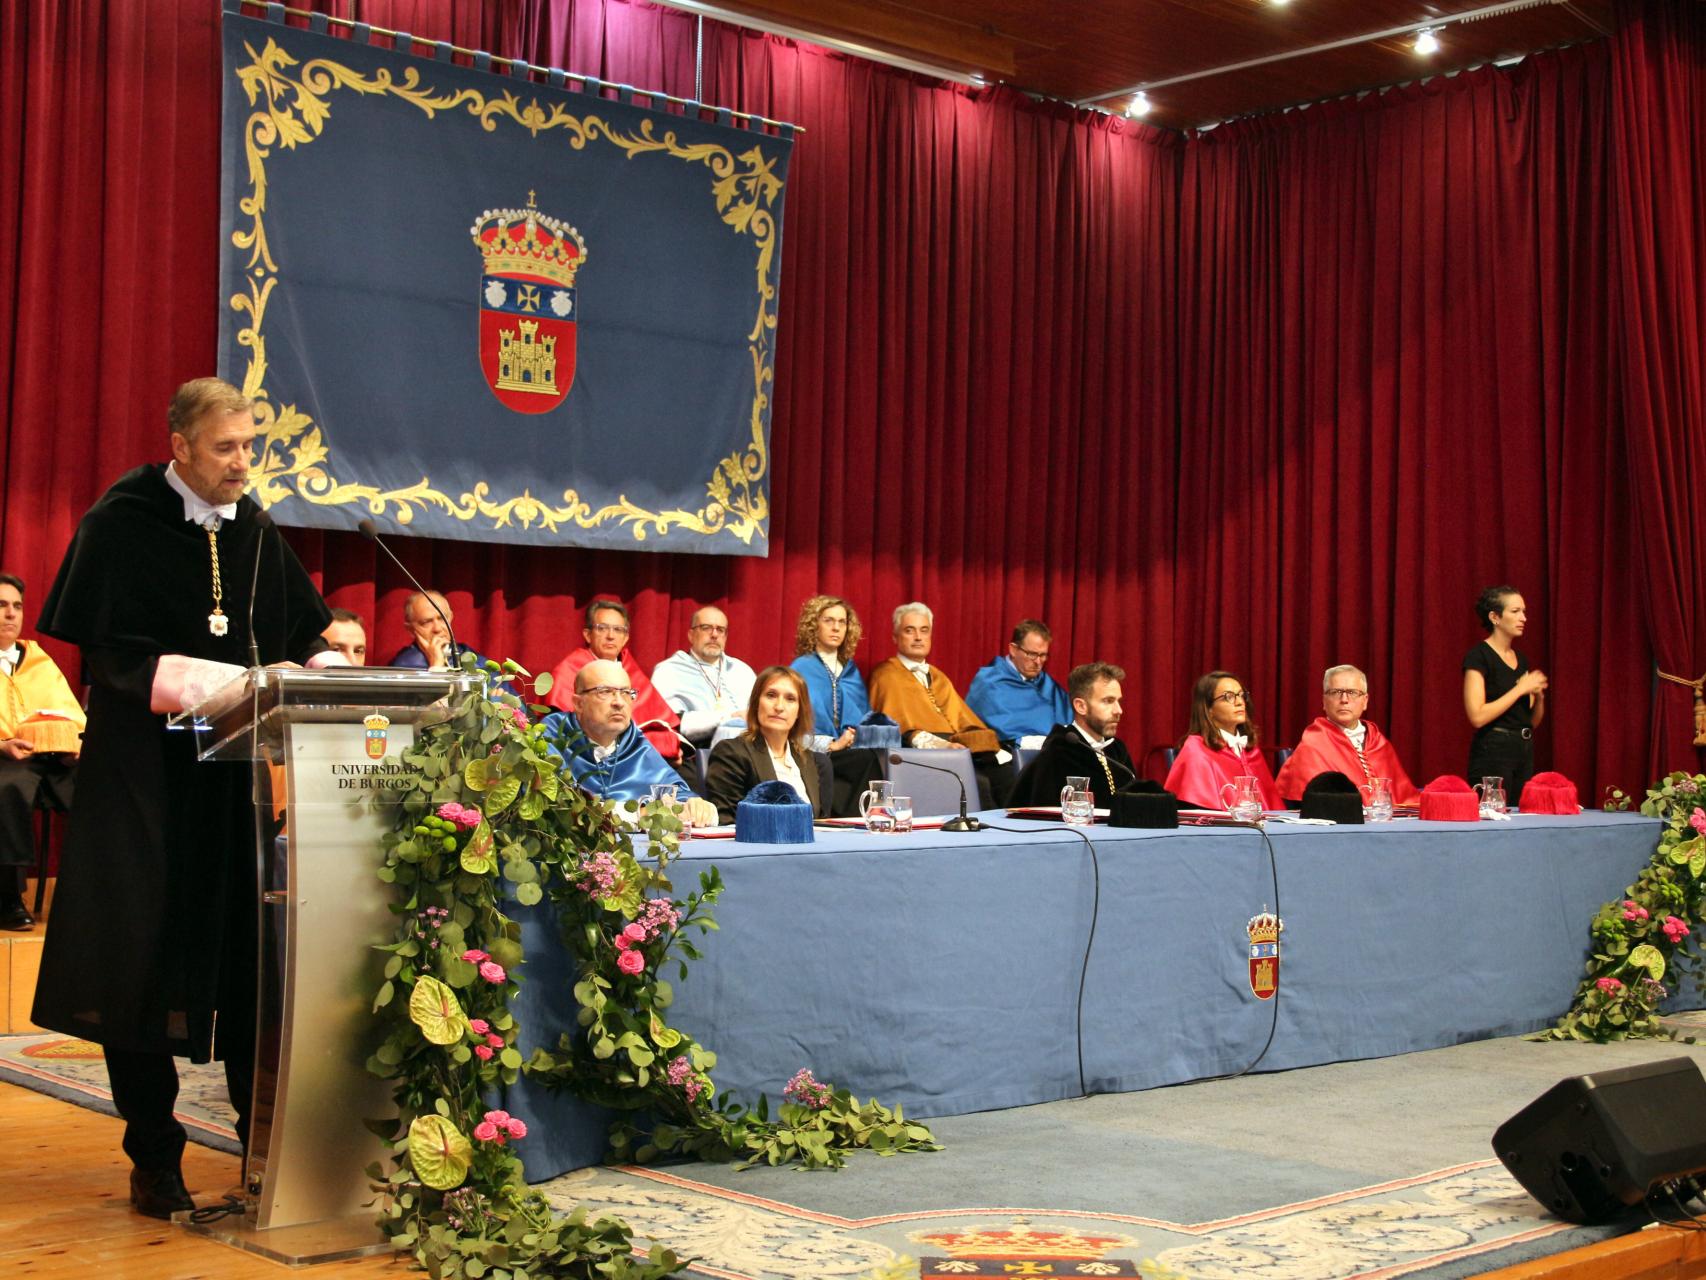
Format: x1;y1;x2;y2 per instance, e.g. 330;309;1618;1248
966;619;1073;751
541;659;717;826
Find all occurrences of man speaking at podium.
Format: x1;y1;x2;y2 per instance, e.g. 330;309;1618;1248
31;378;333;1219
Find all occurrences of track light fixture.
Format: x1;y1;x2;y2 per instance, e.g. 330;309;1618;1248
1414;27;1440;55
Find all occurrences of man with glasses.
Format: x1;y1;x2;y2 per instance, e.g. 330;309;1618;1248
546;598;682;761
387;591;489;670
541;660;716;826
966;619;1074;752
650;606;757;750
1275;664;1420;806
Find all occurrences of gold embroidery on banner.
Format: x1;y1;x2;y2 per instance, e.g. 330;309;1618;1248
229;36;782;543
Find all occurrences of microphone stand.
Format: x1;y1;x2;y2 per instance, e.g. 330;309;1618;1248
357;518;460;667
889;751;982;832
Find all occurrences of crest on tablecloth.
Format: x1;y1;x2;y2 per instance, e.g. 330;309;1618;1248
1248;911;1283;1000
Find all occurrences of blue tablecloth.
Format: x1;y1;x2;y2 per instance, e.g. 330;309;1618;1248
505;811;1664;1178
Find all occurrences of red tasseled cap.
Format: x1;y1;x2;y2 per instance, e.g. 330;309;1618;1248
1520;772;1579;815
1420;774;1481;821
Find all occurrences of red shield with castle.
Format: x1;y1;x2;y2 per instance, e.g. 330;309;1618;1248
1248;911;1282;1000
473;196;586;414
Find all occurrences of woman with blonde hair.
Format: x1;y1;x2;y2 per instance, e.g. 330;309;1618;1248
789;595;868;752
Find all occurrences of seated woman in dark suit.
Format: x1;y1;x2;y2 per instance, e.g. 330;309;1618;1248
704;666;829;825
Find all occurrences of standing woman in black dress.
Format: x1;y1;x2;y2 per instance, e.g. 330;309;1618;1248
1462;585;1548;797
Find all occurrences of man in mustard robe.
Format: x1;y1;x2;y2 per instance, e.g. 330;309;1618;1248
866;602;1015;808
0;572;83;929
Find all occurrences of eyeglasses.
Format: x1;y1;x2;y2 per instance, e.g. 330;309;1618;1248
1212;691;1248;704
690;623;728;635
1011;646;1049;662
1325;688;1368;701
579;685;638;702
588;623;629;636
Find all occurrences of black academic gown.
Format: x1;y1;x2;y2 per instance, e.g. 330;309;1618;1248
31;465;330;1061
1007;723;1139;808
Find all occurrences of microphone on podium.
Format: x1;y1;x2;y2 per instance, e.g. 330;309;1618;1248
888;751;982;832
357;518;461;666
247;507;275;669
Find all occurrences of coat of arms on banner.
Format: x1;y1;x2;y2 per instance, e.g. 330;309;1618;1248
1248;911;1283;1000
472;194;588;413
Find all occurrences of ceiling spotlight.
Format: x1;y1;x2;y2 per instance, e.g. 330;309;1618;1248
1414;27;1440;55
1127;91;1152;117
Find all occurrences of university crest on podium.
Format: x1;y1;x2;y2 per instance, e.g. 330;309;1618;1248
471;194;587;413
364;713;391;760
1248;911;1283;1000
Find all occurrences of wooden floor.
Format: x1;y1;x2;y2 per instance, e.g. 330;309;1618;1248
0;1082;403;1278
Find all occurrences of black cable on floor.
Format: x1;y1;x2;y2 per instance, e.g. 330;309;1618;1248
188;1194;246;1224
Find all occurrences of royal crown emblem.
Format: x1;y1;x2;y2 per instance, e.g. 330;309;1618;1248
363;712;391;760
910;1226;1143;1276
1247;910;1283;1001
471;193;587;413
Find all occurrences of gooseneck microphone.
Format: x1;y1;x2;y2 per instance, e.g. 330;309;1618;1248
888;751;982;832
357;518;460;666
247;507;274;669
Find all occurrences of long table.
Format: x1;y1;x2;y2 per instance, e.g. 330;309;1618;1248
505;811;1665;1179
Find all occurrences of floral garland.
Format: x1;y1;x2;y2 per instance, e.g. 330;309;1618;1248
366;659;938;1277
1536;771;1705;1043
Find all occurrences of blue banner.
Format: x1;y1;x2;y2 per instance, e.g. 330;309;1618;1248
217;11;791;555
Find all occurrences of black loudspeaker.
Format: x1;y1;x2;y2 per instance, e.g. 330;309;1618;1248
1493;1056;1706;1224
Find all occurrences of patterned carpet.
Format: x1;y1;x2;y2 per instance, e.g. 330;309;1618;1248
7;1022;1704;1279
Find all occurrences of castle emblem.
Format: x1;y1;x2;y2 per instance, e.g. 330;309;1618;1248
1247;911;1283;1000
471;193;587;413
364;712;391;760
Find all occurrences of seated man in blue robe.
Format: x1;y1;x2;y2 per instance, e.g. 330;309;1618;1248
540;659;718;827
966;619;1073;751
386;589;494;670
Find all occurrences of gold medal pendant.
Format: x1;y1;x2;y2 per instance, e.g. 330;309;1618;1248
205;526;228;638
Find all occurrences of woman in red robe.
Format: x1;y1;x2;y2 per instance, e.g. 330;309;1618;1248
1164;671;1283;811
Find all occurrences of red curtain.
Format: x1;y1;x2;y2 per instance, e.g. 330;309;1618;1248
1;0;1701;797
1177;43;1651;792
1611;0;1706;777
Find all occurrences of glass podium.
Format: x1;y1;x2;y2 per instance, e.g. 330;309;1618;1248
169;666;477;1262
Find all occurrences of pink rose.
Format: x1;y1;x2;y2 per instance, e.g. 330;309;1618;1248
614;933;632;952
486;1033;504;1048
1663;916;1691;943
504;1117;527;1139
1622;901;1649;923
468;1018;490;1036
617;949;645;975
474;1044;493;1061
622;922;649;945
1596;977;1624;994
478;960;506;984
461;949;489;964
472;1120;500;1142
1691;807;1706;835
483;1109;510;1124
